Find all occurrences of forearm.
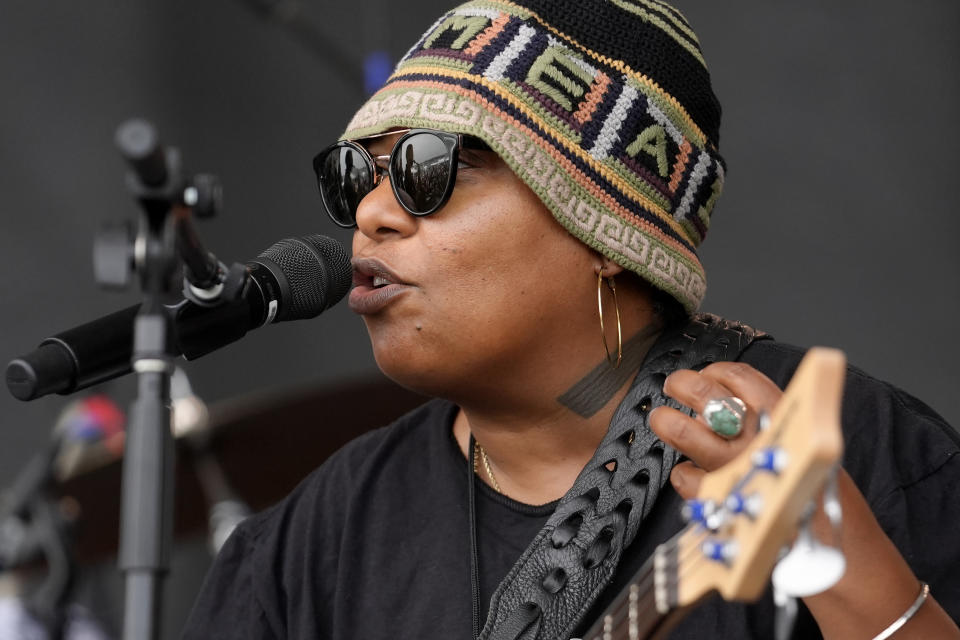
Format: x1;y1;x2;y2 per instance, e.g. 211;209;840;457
803;470;959;639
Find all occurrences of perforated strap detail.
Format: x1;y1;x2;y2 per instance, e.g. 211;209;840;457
481;314;767;640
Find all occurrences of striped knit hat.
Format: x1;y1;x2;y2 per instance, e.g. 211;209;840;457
342;0;724;312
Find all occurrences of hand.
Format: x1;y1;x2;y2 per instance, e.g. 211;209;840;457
650;361;960;638
649;362;782;499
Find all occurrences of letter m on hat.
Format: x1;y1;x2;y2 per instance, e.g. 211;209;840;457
424;14;491;51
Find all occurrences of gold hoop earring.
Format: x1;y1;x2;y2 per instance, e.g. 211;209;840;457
597;270;622;368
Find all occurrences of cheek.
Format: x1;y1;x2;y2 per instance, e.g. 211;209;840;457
421;227;593;346
417;227;527;314
361;177;599;383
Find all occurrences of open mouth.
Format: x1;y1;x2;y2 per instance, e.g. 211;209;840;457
348;259;412;314
351;257;408;290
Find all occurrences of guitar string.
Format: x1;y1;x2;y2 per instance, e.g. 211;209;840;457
594;575;657;640
609;537;712;639
594;425;792;637
584;526;712;639
586;438;786;638
605;483;787;639
583;568;657;640
590;533;682;636
581;540;664;640
609;532;708;636
612;526;739;639
596;526;720;640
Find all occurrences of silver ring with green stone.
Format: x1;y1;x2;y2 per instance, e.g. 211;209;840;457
702;396;747;439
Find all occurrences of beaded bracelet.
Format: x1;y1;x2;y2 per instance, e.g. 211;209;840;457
872;582;930;640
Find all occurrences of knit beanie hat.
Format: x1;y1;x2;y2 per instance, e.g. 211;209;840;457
342;0;724;313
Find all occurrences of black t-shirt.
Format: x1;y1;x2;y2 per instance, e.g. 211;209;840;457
181;340;960;639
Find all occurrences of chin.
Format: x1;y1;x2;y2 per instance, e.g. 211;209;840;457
374;354;450;399
367;329;451;398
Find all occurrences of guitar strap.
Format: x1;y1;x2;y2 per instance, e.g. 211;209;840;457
480;314;769;640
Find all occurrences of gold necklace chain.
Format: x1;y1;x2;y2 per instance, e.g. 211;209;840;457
473;440;502;493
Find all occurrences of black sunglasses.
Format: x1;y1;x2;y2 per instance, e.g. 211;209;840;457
312;128;490;228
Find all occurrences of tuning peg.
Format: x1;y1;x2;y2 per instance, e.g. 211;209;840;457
752;447;788;474
757;410;771;432
682;498;730;532
681;498;713;526
682;499;714;525
702;538;738;565
725;491;763;519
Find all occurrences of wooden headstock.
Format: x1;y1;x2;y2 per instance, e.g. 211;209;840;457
672;347;846;606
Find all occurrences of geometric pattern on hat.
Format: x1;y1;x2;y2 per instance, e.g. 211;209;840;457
342;0;725;312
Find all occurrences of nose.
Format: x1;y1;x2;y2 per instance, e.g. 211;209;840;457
354;173;419;241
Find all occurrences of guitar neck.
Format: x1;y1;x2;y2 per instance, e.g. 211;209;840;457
580;532;689;640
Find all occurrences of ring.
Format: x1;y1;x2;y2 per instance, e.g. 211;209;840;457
702;396;747;438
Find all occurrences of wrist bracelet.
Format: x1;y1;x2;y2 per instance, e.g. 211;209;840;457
872;582;930;640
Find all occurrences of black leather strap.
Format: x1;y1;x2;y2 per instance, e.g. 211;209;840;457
480;314;768;640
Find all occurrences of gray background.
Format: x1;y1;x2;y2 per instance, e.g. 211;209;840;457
1;1;957;637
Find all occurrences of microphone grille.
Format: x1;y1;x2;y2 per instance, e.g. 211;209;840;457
258;235;351;320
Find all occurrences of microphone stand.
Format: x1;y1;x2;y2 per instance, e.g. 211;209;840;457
101;119;224;640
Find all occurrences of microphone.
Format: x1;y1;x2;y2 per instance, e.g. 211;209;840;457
6;235;352;402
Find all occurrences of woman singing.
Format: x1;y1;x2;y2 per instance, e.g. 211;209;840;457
183;1;960;637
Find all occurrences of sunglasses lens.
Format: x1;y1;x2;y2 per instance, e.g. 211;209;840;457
318;145;373;227
390;133;454;214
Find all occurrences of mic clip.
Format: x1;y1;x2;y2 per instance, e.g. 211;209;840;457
182;262;248;307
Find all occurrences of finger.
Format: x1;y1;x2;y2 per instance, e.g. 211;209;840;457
663;369;758;440
698;362;782;416
670;461;704;499
650;405;740;471
663;368;725;413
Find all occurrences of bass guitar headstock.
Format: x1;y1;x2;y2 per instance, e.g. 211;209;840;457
664;347;846;609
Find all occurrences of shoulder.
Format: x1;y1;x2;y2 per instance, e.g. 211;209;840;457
183;398;459;638
244;396;457;537
738;337;959;498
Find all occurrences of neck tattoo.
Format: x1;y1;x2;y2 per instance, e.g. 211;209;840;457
473;439;502;493
557;322;662;418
